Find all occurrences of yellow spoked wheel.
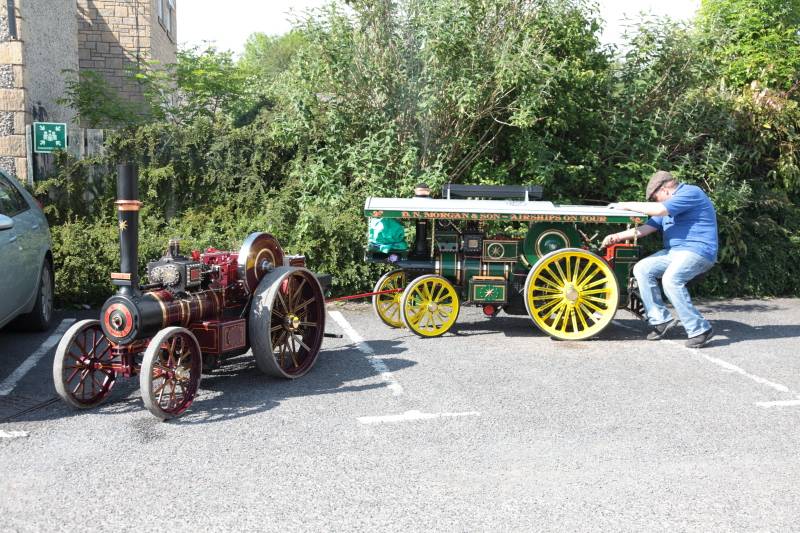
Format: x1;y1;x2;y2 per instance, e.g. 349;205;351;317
400;275;460;337
524;248;619;340
372;270;406;328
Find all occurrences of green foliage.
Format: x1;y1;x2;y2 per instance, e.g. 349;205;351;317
240;31;306;81
59;70;148;128
46;0;800;305
697;0;800;90
136;46;256;124
60;47;256;129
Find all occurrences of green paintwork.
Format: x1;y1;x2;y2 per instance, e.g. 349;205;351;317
365;208;642;225
440;251;458;280
608;245;640;304
469;278;507;303
483;240;518;261
435;233;458;253
522;222;581;265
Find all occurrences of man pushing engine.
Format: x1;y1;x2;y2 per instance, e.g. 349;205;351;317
602;171;718;348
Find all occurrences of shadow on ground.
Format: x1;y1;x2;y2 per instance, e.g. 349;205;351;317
448;308;800;348
452;311;647;342
4;339;413;425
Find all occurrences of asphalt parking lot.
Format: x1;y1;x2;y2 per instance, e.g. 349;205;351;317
1;298;800;531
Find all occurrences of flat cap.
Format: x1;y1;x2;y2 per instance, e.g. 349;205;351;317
646;170;675;201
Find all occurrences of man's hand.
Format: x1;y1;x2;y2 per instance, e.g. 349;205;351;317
601;233;621;248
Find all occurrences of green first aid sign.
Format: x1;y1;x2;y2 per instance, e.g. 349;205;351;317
33;122;68;153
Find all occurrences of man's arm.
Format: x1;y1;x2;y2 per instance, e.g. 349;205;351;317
613;201;668;216
601;224;658;248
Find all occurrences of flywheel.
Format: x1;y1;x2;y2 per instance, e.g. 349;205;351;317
237;232;285;294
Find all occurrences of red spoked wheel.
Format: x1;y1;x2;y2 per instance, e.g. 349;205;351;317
249;266;325;379
53;319;116;409
140;327;202;420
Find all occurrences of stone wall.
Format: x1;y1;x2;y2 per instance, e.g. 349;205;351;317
77;0;177;102
150;0;176;68
0;1;26;180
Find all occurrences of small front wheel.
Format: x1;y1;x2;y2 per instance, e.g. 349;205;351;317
400;275;460;337
372;270;406;328
53;320;116;409
140;327;202;420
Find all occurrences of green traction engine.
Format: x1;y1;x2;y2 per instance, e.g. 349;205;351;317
364;184;646;340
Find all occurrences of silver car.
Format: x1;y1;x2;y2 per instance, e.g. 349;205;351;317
0;171;53;331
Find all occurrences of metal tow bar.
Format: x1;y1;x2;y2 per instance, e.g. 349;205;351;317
321;288;404;338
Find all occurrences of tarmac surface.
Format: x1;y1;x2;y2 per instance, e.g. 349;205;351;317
1;298;799;531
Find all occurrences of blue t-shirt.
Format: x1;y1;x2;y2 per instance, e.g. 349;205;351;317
645;183;718;262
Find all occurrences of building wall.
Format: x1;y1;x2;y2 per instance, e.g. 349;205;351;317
77;0;147;102
0;0;177;182
0;1;27;179
150;0;176;68
76;0;177;102
19;0;80;156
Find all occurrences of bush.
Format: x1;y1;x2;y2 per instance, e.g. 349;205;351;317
45;0;800;305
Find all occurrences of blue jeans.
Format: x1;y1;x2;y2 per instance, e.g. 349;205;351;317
633;249;714;338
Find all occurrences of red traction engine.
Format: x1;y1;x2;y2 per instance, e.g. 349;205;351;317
52;164;328;419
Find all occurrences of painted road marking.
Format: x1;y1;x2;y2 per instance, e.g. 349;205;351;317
693;351;790;394
358;410;480;424
614;320;798;407
0;319;75;396
328;310;404;396
755;399;800;408
0;430;29;439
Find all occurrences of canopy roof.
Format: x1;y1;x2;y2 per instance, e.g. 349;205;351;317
364;197;645;225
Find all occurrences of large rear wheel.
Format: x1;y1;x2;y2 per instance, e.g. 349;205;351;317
524;248;619;340
249;267;325;378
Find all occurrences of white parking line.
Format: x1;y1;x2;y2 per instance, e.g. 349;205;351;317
755;399;800;408
694;351;790;394
358;410;480;424
614;320;798;405
328;310;404;396
0;319;75;396
0;430;29;439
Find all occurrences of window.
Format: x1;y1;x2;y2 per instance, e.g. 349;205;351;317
6;0;17;39
0;176;28;217
156;0;175;40
166;0;175;36
163;7;170;34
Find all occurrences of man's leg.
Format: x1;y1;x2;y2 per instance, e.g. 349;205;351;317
632;250;672;326
660;250;714;338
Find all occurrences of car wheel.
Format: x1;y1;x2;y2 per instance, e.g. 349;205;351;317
18;261;54;331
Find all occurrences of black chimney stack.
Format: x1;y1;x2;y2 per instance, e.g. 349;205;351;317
113;163;141;296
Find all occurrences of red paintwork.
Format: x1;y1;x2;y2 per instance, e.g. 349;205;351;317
287;255;306;267
103;303;133;339
110;341;148;377
326;288;403;302
199;248;240;289
192;319;247;355
603;243;635;264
